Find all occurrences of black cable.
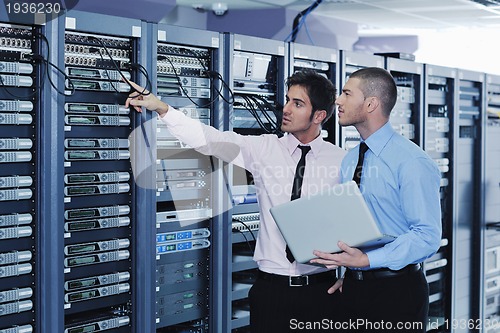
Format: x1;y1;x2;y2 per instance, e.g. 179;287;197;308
232;220;257;244
87;36;150;97
247;95;277;129
247;95;275;129
86;36;156;171
251;94;284;136
237;94;271;133
291;0;323;43
205;70;235;105
157;54;209;107
32;31;75;96
179;47;235;105
127;62;153;95
232;226;255;253
0;31;68;98
248;95;275;133
236;93;283;135
45;57;75;95
93;47;121;94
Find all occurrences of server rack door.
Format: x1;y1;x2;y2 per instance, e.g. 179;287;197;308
482;74;500;333
0;20;39;333
453;69;485;332
154;23;223;333
225;32;287;333
423;64;457;332
60;11;145;333
338;50;384;150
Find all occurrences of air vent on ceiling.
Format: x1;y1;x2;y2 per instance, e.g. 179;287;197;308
469;0;500;6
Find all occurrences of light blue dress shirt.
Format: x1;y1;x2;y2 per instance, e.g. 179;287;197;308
340;122;442;270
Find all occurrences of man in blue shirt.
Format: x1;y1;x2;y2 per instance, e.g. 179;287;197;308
311;67;442;332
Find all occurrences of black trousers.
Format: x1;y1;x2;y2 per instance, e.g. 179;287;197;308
249;274;343;333
341;269;429;333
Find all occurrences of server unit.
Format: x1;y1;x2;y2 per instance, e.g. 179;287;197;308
289;42;339;145
153;24;223;333
423;64;456;332
452;69;485;332
225;33;287;332
60;12;144;333
338;51;384;149
0;21;37;333
482;74;500;333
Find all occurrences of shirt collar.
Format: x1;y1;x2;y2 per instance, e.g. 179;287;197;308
364;122;395;157
284;133;323;158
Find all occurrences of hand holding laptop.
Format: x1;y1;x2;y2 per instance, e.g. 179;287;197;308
310;240;370;269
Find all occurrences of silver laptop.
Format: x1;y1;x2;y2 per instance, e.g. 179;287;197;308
270;180;396;264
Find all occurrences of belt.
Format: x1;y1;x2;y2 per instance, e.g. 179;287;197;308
346;264;421;281
258;270;337;287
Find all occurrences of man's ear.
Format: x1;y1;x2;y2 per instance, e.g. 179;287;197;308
365;96;380;113
314;110;327;124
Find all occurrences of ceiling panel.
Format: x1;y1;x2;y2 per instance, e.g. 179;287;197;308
177;0;500;29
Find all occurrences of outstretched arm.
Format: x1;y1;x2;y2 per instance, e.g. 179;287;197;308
123;80;260;171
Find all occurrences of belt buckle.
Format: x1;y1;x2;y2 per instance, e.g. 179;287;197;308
289;275;308;287
354;271;364;281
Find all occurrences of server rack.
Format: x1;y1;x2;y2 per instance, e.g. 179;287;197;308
385;57;423;147
223;33;287;332
0;20;39;333
423;64;457;331
288;42;340;145
482;74;500;333
453;69;485;332
152;24;224;333
338;50;384;149
58;11;146;333
385;57;450;332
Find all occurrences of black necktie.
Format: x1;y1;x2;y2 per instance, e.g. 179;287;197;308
286;145;311;262
352;142;369;187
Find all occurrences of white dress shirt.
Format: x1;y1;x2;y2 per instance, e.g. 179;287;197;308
161;106;346;276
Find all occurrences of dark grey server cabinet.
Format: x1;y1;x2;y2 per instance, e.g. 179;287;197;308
59;11;147;333
482;74;500;333
152;23;224;333
385;57;424;147
288;42;340;145
423;64;456;332
0;21;38;333
453;69;485;332
338;50;384;149
223;33;287;332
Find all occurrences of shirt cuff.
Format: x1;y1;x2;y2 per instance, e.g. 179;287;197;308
366;247;386;269
159;105;181;125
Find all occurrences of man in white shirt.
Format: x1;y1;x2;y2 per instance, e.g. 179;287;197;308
126;70;346;332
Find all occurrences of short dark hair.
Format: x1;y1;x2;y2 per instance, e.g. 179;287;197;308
349;67;397;117
286;69;336;125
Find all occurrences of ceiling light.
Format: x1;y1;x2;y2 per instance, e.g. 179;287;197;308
212;2;228;16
